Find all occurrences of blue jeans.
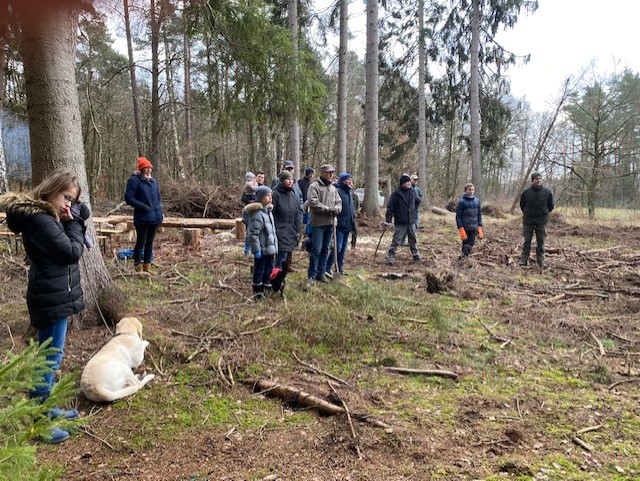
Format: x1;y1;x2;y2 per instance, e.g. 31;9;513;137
134;224;159;265
242;211;251;254
308;225;333;280
326;230;350;273
253;254;275;285
30;318;68;401
275;251;290;270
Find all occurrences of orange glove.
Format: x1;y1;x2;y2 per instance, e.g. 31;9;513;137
458;227;468;240
477;226;484;239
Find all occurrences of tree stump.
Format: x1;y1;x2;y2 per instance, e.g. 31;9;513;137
182;228;201;250
235;218;245;240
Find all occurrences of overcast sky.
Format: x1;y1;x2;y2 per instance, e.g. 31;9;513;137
324;0;640;112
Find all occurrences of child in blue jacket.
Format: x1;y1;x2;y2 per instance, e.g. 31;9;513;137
455;183;484;258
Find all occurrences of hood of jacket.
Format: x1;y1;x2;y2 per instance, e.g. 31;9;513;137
0;193;58;234
244;201;273;214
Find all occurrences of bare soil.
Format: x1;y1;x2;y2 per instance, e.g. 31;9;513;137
3;208;640;480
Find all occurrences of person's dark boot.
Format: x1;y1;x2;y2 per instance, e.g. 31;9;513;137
252;283;264;300
519;257;529;267
263;283;273;296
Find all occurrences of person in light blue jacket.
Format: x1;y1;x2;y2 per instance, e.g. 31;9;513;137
124;157;164;273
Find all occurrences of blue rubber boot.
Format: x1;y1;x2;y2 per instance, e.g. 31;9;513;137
42;427;70;444
49;406;80;420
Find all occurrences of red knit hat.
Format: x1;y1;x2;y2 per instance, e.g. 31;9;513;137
137;157;153;170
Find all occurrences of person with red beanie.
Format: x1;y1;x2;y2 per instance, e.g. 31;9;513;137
124;157;164;272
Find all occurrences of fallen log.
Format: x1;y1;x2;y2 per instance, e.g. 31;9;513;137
245;379;345;415
431;206;453;216
383;366;459;381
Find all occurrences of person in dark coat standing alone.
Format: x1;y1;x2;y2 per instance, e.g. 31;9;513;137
520;172;554;268
385;173;421;265
0;170;89;444
125;157;164;273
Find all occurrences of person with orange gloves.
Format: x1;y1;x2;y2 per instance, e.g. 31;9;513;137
455;182;483;259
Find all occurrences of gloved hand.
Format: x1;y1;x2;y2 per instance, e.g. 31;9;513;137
70;202;91;221
477;226;484;239
383;221;391;227
458;227;468;240
254;251;262;259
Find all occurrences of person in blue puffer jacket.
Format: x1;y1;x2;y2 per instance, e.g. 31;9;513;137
455;183;484;258
124;157;164;273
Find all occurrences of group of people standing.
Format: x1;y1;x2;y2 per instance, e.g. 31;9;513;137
241;162;358;295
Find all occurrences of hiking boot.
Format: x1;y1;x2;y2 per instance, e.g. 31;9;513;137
324;271;333;280
339;269;348;276
538;262;549;269
48;407;79;420
413;255;422;262
316;274;329;283
307;278;316;287
386;257;394;266
252;283;264;301
518;259;528;267
42;427;69;444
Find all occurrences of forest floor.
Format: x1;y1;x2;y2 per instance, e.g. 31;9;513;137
3;206;640;480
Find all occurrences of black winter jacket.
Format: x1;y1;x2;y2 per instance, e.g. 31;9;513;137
385;186;420;226
272;184;301;253
335;182;356;233
520;185;554;225
1;194;85;328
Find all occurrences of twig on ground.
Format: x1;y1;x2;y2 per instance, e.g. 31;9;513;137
608;377;640;390
589;331;606;356
292;352;350;386
479;319;510;344
79;427;115;450
576;424;604;435
571;436;593;452
328;381;362;459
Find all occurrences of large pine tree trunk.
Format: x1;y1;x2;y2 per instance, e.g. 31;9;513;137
164;30;187;180
363;0;380;217
183;1;194;175
417;0;427;204
469;0;483;196
0;4;7;194
336;0;348;174
288;0;300;179
150;0;161;166
20;1;111;329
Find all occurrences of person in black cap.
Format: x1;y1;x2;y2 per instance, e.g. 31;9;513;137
298;167;314;203
384;173;421;265
519;172;554;268
325;172;356;276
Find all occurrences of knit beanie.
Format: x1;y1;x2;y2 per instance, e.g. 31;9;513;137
399;173;411;185
305;167;315;176
338;173;352;183
137;157;153;170
255;186;272;202
531;172;542;181
278;170;293;182
245;172;255;182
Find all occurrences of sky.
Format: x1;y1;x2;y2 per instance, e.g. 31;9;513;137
322;0;640;112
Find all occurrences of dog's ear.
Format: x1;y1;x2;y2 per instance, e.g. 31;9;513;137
133;318;143;339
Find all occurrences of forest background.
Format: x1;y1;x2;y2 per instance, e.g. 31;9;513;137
1;0;640;217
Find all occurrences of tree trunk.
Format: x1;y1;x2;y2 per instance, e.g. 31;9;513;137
183;0;194;175
336;0;348;174
164;29;187;180
124;0;144;157
417;0;427;204
20;1;111;329
469;0;482;196
0;4;7;194
363;0;380;217
288;0;300;179
150;0;161;166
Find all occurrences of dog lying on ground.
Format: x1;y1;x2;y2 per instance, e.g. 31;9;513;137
80;317;155;402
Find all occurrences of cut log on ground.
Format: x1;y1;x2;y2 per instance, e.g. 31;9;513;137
431;206;453;216
383;366;459;381
245;379;345;416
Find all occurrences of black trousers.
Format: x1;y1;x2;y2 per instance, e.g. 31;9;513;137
134;223;159;265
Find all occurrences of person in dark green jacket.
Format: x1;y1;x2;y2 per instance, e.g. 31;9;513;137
519;172;554;268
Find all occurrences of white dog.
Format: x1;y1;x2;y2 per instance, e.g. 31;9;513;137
81;317;155;402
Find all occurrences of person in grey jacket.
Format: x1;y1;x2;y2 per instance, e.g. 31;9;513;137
519;172;554;268
245;186;278;299
307;164;342;284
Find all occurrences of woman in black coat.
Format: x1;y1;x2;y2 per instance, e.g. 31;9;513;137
271;171;301;272
0;170;88;443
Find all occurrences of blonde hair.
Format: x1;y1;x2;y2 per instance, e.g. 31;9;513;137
464;183;474;190
31;169;82;202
